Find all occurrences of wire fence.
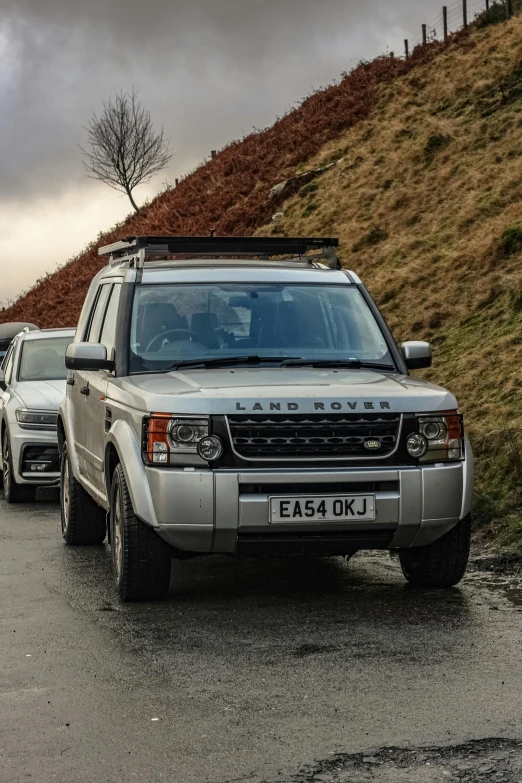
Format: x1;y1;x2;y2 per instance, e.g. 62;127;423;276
400;0;519;59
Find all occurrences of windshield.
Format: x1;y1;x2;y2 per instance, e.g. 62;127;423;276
18;336;73;382
129;283;394;373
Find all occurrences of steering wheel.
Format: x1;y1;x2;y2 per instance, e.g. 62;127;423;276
146;329;204;353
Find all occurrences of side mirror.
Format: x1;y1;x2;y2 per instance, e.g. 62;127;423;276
401;341;432;370
65;343;113;372
0;369;5;391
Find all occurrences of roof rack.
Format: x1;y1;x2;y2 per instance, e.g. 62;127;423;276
98;236;342;270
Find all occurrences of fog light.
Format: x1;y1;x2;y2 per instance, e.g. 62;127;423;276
197;435;223;461
406;433;428;458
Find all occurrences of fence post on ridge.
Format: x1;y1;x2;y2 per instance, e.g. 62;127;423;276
507;0;513;18
443;6;448;41
485;0;489;9
463;0;468;28
404;39;409;59
422;23;427;44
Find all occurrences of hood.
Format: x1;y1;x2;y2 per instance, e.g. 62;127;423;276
109;368;458;415
14;380;67;410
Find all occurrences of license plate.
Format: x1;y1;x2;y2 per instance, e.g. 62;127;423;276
269;494;375;523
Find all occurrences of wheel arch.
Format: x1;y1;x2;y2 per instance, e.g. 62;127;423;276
58;400;83;484
105;441;120;499
105;419;159;528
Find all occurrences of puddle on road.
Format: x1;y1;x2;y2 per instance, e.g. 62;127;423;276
465;568;522;611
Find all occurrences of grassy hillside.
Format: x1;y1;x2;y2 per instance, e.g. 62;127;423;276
257;13;522;547
2;10;522;545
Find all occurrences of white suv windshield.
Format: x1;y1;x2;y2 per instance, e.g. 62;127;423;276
129;283;393;373
18;336;73;382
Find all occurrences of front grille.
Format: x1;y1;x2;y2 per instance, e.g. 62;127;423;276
227;414;401;460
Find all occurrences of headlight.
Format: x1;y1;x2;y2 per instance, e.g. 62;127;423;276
168;418;209;448
414;412;464;462
15;409;58;431
144;414;219;464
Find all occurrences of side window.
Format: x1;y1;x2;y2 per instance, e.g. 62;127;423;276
0;344;12;372
4;342;16;384
86;284;111;343
99;283;122;358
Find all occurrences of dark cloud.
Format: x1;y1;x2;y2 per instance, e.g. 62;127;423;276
1;0;437;203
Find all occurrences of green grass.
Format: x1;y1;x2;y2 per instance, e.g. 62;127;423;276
299;181;319;198
476;3;509;30
352;224;389;251
498;224;522;256
424;133;452;161
301;203;319;218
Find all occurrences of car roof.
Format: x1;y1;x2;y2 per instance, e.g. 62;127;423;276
138;260;357;286
21;328;75;342
0;322;38;340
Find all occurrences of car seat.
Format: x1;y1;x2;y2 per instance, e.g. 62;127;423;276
259;300;326;350
191;313;219;348
140;303;187;350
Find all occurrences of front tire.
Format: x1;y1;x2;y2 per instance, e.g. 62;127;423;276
399;515;471;588
60;442;106;545
110;464;171;601
2;431;36;503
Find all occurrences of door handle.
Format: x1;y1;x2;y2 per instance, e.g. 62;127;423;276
80;385;90;396
67;376;75;386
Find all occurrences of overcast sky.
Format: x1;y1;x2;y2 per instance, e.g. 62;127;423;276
1;0;442;304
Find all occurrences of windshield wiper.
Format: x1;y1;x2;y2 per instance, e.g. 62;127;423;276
280;358;395;370
169;356;395;371
169;355;301;370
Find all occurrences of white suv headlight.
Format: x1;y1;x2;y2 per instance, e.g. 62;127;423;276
15;409;58;431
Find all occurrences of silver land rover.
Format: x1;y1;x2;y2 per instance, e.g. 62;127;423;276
58;236;473;601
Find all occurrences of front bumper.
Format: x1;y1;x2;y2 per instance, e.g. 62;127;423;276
147;460;472;555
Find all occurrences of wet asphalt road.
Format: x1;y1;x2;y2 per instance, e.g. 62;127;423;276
2;491;522;783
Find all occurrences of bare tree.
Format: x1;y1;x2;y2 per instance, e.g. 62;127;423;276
81;90;173;212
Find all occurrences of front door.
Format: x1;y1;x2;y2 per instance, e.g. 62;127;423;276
73;281;122;490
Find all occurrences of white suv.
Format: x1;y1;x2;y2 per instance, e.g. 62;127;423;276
0;327;75;502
